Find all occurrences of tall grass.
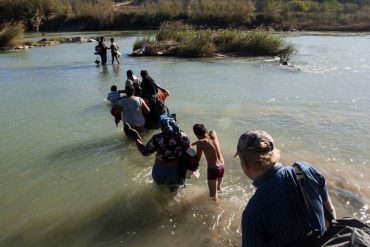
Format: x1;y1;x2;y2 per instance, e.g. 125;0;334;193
0;21;25;47
1;0;370;31
133;22;295;58
188;0;255;25
212;29;293;56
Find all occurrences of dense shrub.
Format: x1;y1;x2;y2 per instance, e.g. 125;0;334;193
0;0;370;31
133;22;295;57
0;21;25;47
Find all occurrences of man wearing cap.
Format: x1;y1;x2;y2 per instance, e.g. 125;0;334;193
235;130;336;247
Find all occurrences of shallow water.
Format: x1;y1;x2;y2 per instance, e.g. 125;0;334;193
0;31;369;246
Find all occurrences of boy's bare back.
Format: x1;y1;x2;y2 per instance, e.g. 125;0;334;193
195;130;224;167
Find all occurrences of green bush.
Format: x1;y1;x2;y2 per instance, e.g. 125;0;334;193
156;21;195;42
133;37;152;51
134;22;295;57
1;0;370;31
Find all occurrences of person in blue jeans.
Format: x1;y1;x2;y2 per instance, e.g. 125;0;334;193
133;113;190;191
234;129;336;247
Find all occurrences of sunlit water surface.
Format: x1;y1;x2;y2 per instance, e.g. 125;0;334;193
1;31;370;246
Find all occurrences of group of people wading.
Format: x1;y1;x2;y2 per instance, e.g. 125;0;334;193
95;37;120;65
101;40;370;247
107;69;225;200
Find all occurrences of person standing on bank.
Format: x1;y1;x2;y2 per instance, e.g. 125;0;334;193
235;129;336;247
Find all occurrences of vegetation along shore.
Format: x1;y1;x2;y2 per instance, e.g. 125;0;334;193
1;0;370;32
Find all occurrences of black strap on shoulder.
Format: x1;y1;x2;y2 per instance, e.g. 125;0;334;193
293;163;322;240
294;162;334;224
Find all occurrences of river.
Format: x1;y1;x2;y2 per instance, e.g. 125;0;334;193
0;31;369;246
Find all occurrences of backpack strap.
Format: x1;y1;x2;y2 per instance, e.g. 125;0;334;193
293;164;312;212
293;162;322;242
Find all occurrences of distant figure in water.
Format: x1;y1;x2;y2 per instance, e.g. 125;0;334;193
125;70;141;96
95;37;108;65
279;56;289;65
235;129;336;247
106;85;121;105
107;85;123;127
192;124;225;201
109;38;120;64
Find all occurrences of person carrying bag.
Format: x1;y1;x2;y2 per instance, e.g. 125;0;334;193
293;161;370;247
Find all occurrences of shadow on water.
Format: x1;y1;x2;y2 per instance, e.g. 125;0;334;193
81;103;108;115
46;134;127;165
330;177;370;217
46;127;158;166
1;185;206;247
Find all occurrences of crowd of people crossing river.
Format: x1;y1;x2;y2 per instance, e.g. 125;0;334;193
98;37;369;247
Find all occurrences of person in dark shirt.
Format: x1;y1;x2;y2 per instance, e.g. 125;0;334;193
140;70;169;99
139;70;170;129
96;37;108;65
234;130;336;247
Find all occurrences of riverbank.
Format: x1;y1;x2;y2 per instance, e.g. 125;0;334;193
1;0;370;33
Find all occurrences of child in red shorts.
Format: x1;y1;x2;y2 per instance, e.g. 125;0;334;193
192;124;225;201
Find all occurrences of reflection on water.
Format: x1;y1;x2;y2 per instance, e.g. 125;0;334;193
1;32;370;246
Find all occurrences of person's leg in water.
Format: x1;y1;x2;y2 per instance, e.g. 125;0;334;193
207;165;224;201
207;166;219;201
115;53;120;64
208;179;218;201
217;165;224;193
152;164;167;186
101;53;107;65
217;175;223;192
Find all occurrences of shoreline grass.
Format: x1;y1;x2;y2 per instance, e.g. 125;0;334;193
1;0;370;32
133;22;295;58
0;21;25;48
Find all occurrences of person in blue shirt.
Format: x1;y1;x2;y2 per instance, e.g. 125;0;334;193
234;130;336;247
106;85;121;105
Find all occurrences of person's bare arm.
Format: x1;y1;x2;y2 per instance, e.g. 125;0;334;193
154;82;169;94
193;141;203;162
134;138;145;154
324;196;336;219
141;98;150;115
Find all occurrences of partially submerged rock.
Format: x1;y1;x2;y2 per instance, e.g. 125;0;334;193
1;36;98;51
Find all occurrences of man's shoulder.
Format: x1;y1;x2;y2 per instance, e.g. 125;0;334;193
294;161;323;178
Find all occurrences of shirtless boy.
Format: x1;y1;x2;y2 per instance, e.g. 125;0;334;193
192;124;225;201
